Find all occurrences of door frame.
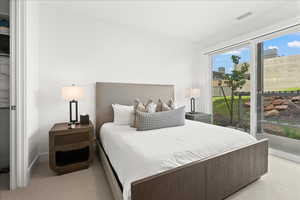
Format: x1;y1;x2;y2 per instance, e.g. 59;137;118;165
249;42;257;136
10;0;28;189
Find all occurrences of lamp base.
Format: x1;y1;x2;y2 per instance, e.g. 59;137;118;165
67;121;80;126
190;97;196;113
69;100;79;124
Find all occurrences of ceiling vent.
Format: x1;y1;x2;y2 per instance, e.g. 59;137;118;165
236;12;252;20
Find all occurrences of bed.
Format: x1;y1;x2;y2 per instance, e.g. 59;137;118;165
95;82;268;200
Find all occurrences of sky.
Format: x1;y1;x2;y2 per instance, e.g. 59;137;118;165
212;32;300;73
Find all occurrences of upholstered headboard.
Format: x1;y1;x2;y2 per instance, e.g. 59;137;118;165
95;82;175;135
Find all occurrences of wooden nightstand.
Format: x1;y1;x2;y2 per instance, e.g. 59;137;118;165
185;112;212;124
49;121;94;175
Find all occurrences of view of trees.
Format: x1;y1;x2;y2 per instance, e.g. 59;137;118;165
218;55;250;125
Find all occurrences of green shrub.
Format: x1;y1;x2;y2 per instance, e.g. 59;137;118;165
282;126;300;140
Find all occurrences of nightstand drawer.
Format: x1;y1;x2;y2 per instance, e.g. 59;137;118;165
54;132;90;146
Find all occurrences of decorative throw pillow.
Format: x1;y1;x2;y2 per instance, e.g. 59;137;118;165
156;99;175;112
136;106;186;131
112;104;134;125
162;102;172;111
136;101;147;112
156;99;163;112
134;99;156;112
132;99;157;127
146;100;157;113
167;99;176;110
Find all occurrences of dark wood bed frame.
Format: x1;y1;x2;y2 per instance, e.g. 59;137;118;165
95;82;268;200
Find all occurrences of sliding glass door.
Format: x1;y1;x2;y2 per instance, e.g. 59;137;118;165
210;29;300;158
212;46;251;133
257;31;300;156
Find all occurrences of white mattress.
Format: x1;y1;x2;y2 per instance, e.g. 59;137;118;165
100;120;257;200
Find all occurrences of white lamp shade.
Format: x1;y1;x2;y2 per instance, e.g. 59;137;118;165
61;85;84;101
185;88;200;98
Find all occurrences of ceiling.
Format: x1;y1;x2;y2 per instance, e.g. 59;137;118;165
70;1;300;48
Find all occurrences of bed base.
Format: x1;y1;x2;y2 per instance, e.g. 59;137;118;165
97;141;123;200
97;139;268;200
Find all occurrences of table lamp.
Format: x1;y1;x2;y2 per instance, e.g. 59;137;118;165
185;88;200;113
62;84;84;124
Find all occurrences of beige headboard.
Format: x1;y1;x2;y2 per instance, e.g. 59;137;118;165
95;82;175;134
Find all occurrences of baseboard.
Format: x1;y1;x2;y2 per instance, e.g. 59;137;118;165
27;152;49;179
269;148;300;164
27;154;40;179
38;152;49;162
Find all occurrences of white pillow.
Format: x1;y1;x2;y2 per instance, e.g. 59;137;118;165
112;104;134;125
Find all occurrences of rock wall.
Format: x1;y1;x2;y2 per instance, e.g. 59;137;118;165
263;95;300;124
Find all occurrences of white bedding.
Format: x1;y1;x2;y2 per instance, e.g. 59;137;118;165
100;120;257;200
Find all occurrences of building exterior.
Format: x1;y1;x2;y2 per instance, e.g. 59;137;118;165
264;49;279;59
218;67;225;74
212;67;230;87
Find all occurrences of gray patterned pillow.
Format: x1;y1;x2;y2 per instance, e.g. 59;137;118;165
132;99;157;127
136;106;185;131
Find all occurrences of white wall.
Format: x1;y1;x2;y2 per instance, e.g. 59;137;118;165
26;1;40;167
30;2;198;154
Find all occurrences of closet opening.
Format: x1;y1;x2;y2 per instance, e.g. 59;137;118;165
0;0;10;190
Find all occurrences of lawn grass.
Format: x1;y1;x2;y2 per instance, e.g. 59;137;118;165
213;96;250;101
269;87;300;92
213;95;250;126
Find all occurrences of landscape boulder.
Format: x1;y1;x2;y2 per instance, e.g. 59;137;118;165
291;96;300;102
264;104;275;111
272;99;284;106
264;109;280;117
275;105;288;111
283;100;290;105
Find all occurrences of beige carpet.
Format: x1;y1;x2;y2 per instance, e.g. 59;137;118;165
1;155;300;200
0;157;114;200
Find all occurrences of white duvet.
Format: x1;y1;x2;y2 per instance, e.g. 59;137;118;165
100;120;257;200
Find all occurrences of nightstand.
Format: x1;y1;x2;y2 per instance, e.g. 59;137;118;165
49;121;94;175
185;112;212;124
